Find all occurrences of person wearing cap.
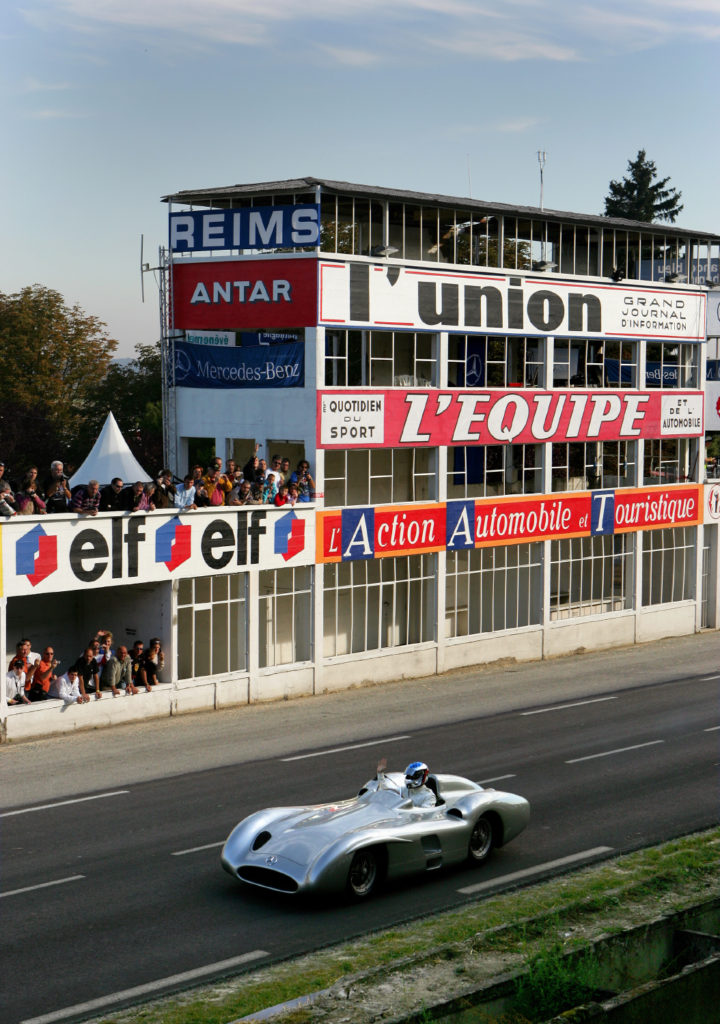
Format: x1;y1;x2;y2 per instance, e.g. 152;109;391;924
6;658;29;705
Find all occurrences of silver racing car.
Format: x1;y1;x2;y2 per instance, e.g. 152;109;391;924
221;762;530;899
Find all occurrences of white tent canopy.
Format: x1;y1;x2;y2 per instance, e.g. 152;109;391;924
69;412;152;488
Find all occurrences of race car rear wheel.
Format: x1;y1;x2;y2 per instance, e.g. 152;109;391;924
347;848;381;899
468;815;494;864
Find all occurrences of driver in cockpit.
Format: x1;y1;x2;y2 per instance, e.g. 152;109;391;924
404;761;436;807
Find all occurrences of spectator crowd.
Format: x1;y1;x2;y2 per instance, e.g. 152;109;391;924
6;631;166;706
0;451;315;518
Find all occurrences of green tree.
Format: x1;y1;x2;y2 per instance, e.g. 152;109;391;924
603;150;683;223
0;284;117;474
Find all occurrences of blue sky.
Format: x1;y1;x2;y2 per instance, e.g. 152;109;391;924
2;0;719;356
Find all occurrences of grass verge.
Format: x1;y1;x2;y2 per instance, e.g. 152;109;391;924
91;828;720;1024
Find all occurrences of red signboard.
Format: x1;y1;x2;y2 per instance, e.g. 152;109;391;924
317;389;704;448
316;485;702;562
171;258;318;330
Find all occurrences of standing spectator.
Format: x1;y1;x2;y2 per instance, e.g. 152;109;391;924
203;464;231;506
269;454;284;482
129;641;145;688
50;667;87;705
290;460;315;502
0;481;16;517
95;631;114;670
6;658;29;705
175;475;197;510
136;481;157;511
138;637;164;691
280;457;292;483
274;484;290;507
235;480;258;505
194;482;211;507
219;460;236;490
262;473;278;504
14;638;40;676
257;458;269;480
99;478;126;512
129;481;145;511
72;647;102;700
26;645;59;701
101;644;136;695
154;469;177;509
72;480;101;516
44;460;71;513
242;445;264;485
15;468;47;515
191;464;204;484
286;482;300;506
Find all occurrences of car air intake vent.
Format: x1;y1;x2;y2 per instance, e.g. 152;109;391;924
252;830;272;850
239;866;298;893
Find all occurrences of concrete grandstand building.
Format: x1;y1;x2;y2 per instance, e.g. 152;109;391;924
3;176;720;741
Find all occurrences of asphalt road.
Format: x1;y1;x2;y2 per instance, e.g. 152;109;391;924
2;633;719;1024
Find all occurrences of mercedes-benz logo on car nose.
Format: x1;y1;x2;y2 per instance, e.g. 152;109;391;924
265;855;278;865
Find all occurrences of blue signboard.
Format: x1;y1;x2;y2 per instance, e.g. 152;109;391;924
172;340;304;389
169;204;320;253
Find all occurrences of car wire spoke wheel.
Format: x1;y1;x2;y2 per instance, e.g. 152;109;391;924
468;815;494;863
347;849;379;898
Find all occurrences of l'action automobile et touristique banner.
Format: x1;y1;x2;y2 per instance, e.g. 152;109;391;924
173;340;304;388
0;507;314;598
171;258;318;330
319;261;707;341
317;389;704;447
316;486;702;563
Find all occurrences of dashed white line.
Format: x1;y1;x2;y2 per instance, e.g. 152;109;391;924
0;791;129;818
566;739;664;764
477;775;516;785
457;847;613;895
1;875;85;899
171;841;225;857
20;950;268;1024
281;736;411;762
704;726;720;732
521;696;618;716
699;674;720;681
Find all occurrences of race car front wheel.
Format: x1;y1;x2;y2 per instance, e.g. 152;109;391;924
347;848;381;899
468;815;495;864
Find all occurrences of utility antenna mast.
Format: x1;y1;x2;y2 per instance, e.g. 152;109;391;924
537;150;547;211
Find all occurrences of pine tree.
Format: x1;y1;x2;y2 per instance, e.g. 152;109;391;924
603;150;683;223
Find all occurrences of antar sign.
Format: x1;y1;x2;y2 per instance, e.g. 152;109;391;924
318;389;704;448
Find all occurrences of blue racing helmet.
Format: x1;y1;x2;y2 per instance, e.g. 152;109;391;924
405;761;429;789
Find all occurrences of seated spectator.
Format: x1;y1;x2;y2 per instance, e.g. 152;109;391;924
101;644;136;696
6;657;29;705
16;467;47;515
274;484;290;507
290;460;315;502
136;481;156;511
44;460;71;513
175;475;197;510
262;473;278;504
99;477;127;512
138;637;164;692
72;647;102;700
72;480;101;516
50;666;88;705
0;481;16;518
153;469;177;509
203;465;231;506
26;645;59;702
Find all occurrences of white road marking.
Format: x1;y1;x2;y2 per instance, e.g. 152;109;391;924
477;775;516;785
704;726;720;732
458;847;613;895
0;790;129;818
1;875;85;899
20;950;268;1024
281;735;411;761
521;696;618;716
699;674;720;681
171;841;225;857
566;739;664;764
